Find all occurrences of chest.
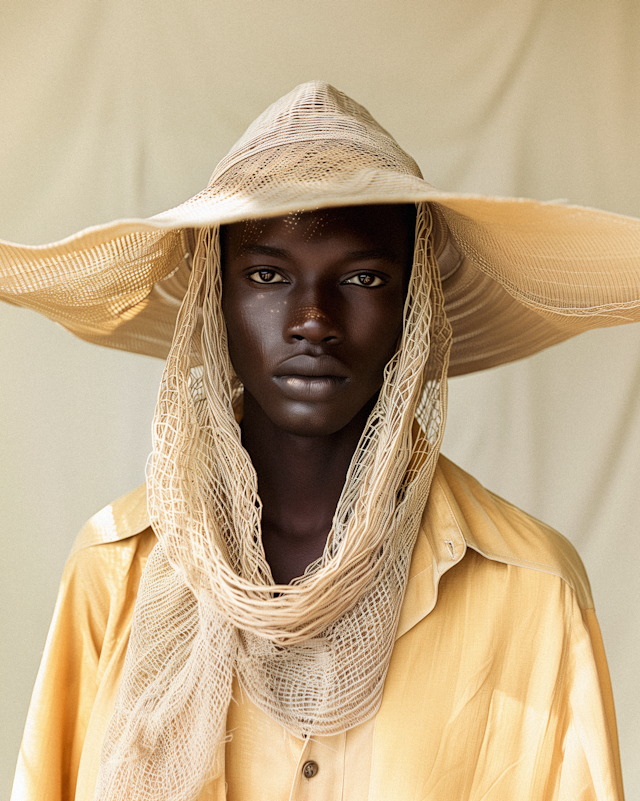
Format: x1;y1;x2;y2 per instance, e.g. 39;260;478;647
218;556;575;801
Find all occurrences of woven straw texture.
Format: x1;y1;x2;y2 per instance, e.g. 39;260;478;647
1;82;640;375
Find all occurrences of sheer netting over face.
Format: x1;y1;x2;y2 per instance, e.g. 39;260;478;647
93;200;452;801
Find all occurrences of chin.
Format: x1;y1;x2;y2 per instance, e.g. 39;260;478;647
260;396;362;437
274;409;355;438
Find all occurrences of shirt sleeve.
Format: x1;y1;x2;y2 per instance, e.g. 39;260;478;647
557;607;625;801
10;529;155;801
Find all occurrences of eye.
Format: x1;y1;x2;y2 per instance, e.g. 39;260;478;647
248;269;287;284
343;272;386;288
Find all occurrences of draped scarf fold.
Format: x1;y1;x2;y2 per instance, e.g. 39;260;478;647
94;201;451;801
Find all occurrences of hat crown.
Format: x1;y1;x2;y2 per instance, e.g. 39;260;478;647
209;81;422;185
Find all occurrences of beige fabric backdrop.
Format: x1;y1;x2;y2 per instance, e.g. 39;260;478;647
1;0;639;796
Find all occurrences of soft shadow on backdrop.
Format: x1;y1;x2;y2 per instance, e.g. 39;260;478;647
1;0;639;796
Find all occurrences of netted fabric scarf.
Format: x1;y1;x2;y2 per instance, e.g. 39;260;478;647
94;202;452;801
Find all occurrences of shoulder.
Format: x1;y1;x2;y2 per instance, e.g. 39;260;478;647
63;484;156;604
70;483;152;556
434;454;594;610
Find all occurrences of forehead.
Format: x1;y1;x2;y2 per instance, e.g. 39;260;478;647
221;204;416;255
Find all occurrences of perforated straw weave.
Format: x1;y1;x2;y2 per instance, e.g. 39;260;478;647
2;82;640;377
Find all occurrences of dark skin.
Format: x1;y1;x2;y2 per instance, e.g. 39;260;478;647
221;205;415;584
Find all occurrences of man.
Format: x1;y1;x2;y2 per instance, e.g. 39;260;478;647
4;81;636;800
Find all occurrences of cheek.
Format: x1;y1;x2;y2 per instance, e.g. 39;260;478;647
223;294;286;380
349;296;404;366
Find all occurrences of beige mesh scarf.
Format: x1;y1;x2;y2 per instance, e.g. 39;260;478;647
95;209;450;801
93;88;451;801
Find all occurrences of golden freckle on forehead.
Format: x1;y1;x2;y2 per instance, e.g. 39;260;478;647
237;219;269;246
280;210;334;241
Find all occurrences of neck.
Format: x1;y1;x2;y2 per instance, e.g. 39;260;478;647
241;392;372;584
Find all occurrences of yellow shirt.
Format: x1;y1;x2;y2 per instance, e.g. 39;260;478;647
12;456;624;800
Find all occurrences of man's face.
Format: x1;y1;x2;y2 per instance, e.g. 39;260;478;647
221;204;414;437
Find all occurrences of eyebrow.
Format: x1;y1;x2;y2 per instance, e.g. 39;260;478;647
344;248;401;263
236;244;291;259
235;244;401;263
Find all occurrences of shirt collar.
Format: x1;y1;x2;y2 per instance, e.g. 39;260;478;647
71;456;470;639
71;450;593;631
395;458;467;640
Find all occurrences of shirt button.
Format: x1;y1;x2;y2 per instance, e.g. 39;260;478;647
302;760;319;779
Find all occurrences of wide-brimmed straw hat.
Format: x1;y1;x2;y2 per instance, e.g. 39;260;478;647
1;80;640;376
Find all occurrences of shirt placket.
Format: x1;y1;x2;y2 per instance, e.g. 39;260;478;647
288;732;345;801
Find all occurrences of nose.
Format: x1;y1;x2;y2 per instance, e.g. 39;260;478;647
285;302;342;345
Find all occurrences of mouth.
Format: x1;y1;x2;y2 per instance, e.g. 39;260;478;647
273;356;349;401
273;375;347;401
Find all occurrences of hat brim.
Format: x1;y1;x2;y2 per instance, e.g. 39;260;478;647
1;178;640;375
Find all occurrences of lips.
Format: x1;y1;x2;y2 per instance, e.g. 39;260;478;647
273;355;350;378
273;355;349;401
